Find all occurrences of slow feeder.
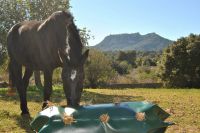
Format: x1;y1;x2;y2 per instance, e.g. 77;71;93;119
31;101;173;133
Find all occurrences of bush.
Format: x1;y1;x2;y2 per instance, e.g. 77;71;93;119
159;34;200;87
133;66;160;83
135;51;160;67
84;49;116;88
53;68;62;84
112;61;131;75
117;50;137;67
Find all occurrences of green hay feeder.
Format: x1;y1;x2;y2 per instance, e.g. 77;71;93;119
30;102;173;133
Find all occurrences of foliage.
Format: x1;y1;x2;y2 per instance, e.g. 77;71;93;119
111;66;160;84
0;0;70;67
134;66;160;83
159;34;200;87
0;57;9;81
0;0;70;44
109;50;136;75
0;0;92;85
0;0;24;65
136;57;156;67
136;51;161;67
53;68;62;84
79;27;94;46
0;46;7;66
104;50;160;67
84;49;116;88
111;60;131;75
117;50;137;67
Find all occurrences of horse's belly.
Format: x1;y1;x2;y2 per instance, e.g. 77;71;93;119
12;44;61;70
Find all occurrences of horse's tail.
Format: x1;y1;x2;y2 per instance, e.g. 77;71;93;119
7;23;21;89
7;23;21;56
8;60;16;88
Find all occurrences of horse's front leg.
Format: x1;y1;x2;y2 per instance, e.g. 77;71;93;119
42;70;53;109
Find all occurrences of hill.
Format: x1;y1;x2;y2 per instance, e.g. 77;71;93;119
93;32;173;51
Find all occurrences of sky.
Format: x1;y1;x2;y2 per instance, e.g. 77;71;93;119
70;0;200;46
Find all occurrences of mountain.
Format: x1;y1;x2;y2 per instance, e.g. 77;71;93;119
93;32;173;51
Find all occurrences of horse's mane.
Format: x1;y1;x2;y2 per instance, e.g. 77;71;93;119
67;21;83;63
68;21;83;48
38;11;73;31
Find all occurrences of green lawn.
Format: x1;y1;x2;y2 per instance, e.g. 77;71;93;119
0;86;200;133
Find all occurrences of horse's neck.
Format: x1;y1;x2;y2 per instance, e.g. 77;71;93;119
69;39;82;58
68;28;82;54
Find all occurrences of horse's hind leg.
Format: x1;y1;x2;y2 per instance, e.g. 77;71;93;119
23;68;33;91
8;60;17;93
10;59;29;115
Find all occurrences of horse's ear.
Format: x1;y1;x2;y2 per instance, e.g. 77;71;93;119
81;49;89;64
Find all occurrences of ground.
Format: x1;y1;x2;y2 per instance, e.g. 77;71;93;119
0;86;200;133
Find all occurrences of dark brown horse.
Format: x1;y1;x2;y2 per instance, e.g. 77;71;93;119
7;11;89;115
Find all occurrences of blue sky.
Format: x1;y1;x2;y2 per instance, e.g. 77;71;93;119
70;0;200;46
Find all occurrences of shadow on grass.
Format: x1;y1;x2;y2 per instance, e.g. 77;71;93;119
0;86;66;132
0;110;34;133
0;86;145;105
100;83;163;89
14;115;34;133
0;86;66;103
81;90;145;104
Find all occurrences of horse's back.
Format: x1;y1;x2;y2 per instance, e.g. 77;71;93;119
7;20;61;70
7;21;41;51
8;21;40;56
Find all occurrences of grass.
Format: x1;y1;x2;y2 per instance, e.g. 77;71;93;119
0;86;200;133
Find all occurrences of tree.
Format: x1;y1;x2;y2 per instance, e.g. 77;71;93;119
136;51;161;67
0;0;70;87
159;34;200;87
117;50;136;67
136;57;157;67
79;27;94;46
84;49;116;88
111;61;131;75
0;0;26;66
0;0;70;50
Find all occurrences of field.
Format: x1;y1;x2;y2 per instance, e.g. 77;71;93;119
0;86;200;133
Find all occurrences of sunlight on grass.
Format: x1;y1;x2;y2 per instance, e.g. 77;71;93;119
0;86;200;133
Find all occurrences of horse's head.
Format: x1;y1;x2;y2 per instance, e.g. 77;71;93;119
61;50;89;106
52;11;89;107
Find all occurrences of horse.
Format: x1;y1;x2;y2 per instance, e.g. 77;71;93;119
7;11;89;115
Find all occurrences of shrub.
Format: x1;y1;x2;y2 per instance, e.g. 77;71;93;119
159;34;200;87
112;61;131;75
84;49;116;88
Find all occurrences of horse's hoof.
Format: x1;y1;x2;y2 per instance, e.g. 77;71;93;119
21;112;30;117
21;113;32;121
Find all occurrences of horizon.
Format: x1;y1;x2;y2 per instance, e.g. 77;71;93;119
71;0;200;46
